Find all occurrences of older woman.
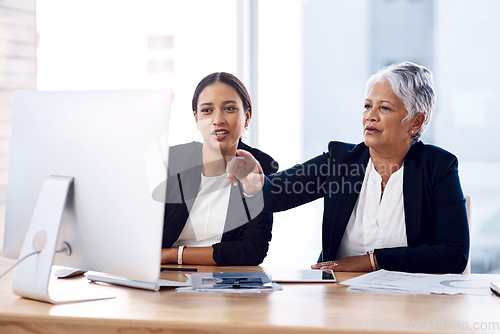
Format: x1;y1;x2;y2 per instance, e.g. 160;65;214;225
227;62;469;274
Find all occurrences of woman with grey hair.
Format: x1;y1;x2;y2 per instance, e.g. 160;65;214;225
227;62;469;273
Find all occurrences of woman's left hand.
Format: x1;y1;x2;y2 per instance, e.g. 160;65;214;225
311;254;373;272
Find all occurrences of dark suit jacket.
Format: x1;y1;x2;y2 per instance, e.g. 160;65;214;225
262;141;469;273
162;141;278;266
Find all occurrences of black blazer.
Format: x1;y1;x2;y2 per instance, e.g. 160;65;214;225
162;141;278;266
261;141;469;273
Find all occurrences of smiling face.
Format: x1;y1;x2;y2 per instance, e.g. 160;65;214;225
194;82;251;157
363;81;423;156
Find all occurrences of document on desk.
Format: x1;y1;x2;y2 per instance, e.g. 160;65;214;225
341;270;494;295
176;273;282;293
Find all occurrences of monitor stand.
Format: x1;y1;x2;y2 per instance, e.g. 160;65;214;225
11;175;115;304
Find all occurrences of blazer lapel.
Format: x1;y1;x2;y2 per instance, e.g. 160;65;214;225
179;165;202;214
222;185;249;236
403;144;423;245
324;146;370;260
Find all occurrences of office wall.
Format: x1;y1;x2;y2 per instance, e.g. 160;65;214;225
0;0;36;251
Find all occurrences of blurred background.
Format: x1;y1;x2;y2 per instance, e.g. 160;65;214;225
1;0;499;272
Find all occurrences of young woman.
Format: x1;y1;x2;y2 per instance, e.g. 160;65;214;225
161;72;278;266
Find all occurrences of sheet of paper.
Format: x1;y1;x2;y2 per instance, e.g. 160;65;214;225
341;270;494;295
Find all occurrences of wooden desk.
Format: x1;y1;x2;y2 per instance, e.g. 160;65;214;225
1;258;499;334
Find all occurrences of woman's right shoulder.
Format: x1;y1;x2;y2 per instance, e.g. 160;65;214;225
326;141;368;162
327;141;358;152
169;141;202;155
168;141;202;172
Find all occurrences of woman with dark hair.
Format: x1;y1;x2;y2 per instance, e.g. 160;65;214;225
161;72;278;266
227;62;469;274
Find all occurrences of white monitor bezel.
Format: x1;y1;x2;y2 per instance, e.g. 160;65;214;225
3;89;171;288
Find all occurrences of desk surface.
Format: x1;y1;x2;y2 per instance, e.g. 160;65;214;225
1;258;500;334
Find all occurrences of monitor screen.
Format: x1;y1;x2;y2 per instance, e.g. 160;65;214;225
3;89;171;287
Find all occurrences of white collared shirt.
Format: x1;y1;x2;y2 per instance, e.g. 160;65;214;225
336;158;407;259
173;173;231;247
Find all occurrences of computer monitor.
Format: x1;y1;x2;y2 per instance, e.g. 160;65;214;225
3;89;171;303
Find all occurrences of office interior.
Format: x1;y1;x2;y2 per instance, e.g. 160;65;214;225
1;0;500;274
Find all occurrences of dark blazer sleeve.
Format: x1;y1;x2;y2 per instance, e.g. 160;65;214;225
261;141;365;214
262;153;331;213
374;146;470;274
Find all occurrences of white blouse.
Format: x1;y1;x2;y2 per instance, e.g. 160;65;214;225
172;173;231;247
336;158;408;259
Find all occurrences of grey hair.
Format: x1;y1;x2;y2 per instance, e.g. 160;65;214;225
365;62;436;145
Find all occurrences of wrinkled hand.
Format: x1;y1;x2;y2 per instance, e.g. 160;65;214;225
311;254;373;272
226;149;264;196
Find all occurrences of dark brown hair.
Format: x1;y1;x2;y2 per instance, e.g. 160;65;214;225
191;72;252;113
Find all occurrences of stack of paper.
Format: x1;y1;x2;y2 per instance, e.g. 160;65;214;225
341;270;494;295
177;272;282;293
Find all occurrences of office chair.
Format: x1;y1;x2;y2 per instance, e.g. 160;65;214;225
463;195;472;275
